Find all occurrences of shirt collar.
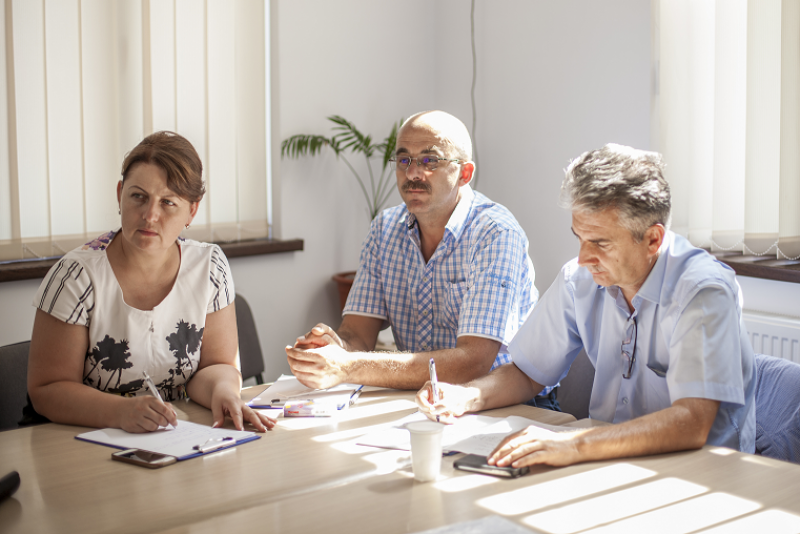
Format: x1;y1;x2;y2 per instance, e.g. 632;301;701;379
602;231;673;309
445;185;475;241
629;231;673;305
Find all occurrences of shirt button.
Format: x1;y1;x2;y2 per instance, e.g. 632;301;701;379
423;277;428;283
422;310;428;316
622;397;629;405
422;343;428;349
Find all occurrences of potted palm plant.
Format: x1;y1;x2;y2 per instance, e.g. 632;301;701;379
282;115;403;309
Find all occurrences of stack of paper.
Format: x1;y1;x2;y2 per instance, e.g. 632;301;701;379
248;374;362;410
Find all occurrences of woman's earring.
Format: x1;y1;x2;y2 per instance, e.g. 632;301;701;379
185;224;190;230
118;208;121;214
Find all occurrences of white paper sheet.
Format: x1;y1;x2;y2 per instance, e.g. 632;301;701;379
248;374;361;409
356;413;575;455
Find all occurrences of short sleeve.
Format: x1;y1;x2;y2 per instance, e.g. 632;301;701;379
344;221;388;319
667;285;746;405
33;258;94;326
208;246;235;313
510;270;583;387
457;226;528;342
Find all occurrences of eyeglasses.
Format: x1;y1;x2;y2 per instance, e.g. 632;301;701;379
621;316;637;379
389;156;461;172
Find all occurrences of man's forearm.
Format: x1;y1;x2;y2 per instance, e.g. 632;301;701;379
465;363;543;412
336;331;503;389
342;347;483;389
566;398;720;462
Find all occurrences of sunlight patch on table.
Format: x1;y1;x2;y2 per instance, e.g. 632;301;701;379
694;509;800;534
329;440;377;455
433;473;500;493
339;399;418;422
740;454;780;468
361;449;411;474
579;492;760;534
277;417;338;430
523;477;708;533
476;463;656;516
312;421;395;443
708;447;737;456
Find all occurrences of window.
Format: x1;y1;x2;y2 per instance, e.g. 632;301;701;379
0;0;273;263
655;0;800;260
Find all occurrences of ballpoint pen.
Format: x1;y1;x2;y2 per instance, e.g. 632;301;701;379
193;436;236;453
429;358;440;422
142;371;176;429
428;358;439;403
349;385;364;406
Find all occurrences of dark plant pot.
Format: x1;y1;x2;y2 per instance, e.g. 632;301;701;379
331;271;357;312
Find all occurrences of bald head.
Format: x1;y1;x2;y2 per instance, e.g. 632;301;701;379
400;111;473;162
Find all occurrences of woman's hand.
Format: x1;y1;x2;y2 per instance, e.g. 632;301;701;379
116;396;179;433
210;387;276;432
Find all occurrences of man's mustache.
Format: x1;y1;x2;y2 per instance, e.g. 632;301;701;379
402;181;431;193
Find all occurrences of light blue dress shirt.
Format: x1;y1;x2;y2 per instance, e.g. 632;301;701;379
510;232;756;451
345;186;538;370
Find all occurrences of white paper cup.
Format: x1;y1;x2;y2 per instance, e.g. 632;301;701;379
405;420;444;482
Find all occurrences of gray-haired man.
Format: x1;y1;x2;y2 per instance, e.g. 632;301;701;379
416;144;756;468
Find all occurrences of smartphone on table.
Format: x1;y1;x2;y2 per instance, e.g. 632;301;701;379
111;449;177;469
453;454;529;478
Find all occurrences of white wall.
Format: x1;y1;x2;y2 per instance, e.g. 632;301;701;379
5;1;794;380
435;0;653;289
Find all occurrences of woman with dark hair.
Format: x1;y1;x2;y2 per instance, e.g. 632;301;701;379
27;131;275;433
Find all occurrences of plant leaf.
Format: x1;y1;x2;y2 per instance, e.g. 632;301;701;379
329;115;376;157
380;118;403;170
280;134;335;159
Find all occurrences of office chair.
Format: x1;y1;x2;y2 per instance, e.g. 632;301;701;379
754;353;800;463
235;294;265;385
0;341;31;431
557;349;595;420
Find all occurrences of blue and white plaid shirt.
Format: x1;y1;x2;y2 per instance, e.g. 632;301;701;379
344;186;538;371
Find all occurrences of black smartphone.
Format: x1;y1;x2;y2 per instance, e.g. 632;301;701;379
111;449;177;469
453;454;529;478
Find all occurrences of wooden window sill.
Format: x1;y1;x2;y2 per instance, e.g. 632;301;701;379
708;250;800;284
0;238;304;283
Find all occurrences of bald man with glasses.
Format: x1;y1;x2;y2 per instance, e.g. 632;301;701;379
286;110;555;405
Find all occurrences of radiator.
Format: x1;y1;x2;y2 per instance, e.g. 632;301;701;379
743;310;800;363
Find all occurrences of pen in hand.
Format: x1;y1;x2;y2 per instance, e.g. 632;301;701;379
428;358;439;403
142;371;177;429
428;358;440;423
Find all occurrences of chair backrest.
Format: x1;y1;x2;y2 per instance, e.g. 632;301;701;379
235;294;265;385
754;353;800;463
0;341;31;431
558;349;595;420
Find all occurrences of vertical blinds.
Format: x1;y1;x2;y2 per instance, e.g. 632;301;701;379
658;0;800;259
0;0;271;263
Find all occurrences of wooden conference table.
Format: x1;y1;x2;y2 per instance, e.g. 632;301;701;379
1;386;800;534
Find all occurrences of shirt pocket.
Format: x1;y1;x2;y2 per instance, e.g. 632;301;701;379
642;360;670;412
646;362;668;378
442;281;469;330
